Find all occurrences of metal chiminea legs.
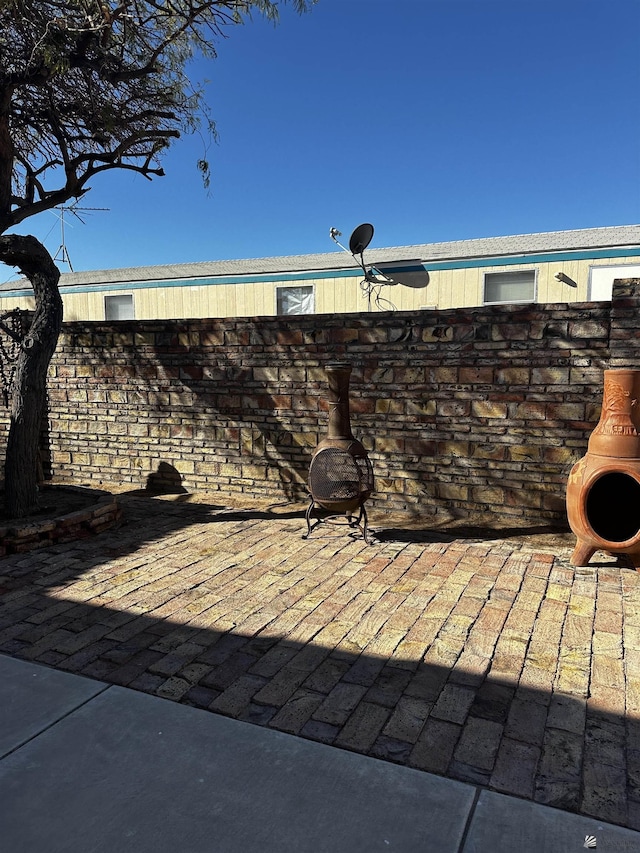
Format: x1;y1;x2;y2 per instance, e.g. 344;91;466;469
304;362;375;544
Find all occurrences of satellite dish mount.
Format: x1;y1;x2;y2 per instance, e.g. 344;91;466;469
330;223;396;311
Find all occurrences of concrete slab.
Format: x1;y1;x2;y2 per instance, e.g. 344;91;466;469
0;653;107;758
0;684;476;853
463;790;640;852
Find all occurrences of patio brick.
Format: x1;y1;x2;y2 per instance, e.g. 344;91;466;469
267;689;325;735
453;716;503;771
209;674;268;716
490;737;540;798
312;682;368;726
430;682;476;724
382;696;433;743
1;490;639;830
334;701;390;752
409;718;462;774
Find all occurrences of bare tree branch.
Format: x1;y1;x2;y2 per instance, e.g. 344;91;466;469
0;0;316;516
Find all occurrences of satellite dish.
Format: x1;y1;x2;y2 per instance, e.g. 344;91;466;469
349;223;374;256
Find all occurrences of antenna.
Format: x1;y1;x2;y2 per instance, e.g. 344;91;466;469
52;202;109;272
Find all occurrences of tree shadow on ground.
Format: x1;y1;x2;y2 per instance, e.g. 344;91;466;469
0;493;637;832
117;492;307;522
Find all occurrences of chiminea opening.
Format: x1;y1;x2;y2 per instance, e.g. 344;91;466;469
303;362;375;544
586;472;640;543
308;448;371;509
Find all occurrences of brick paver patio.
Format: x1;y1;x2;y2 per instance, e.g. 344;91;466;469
1;491;639;830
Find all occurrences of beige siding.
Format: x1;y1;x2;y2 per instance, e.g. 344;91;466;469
0;293;35;313
2;253;638;321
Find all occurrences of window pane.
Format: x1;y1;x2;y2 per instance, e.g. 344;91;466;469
105;295;134;320
276;286;314;315
484;271;535;304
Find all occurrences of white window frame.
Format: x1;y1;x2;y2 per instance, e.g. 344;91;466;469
483;269;537;305
104;293;135;320
275;284;315;315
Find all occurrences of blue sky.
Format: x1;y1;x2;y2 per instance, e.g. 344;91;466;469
8;0;640;276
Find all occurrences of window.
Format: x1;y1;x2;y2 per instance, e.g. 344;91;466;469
588;264;640;301
483;270;536;305
276;285;314;315
105;294;134;320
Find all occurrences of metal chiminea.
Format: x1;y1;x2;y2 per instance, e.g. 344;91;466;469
304;362;375;543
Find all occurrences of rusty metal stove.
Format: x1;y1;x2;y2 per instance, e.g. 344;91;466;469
304;362;375;544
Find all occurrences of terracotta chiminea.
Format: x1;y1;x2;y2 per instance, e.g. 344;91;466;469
566;369;640;568
304;362;375;543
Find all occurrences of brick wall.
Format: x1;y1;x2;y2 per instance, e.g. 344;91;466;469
7;279;640;526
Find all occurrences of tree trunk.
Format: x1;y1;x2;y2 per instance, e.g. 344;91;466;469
0;235;62;518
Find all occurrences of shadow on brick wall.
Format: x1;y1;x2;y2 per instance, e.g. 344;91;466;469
39;289;638;527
